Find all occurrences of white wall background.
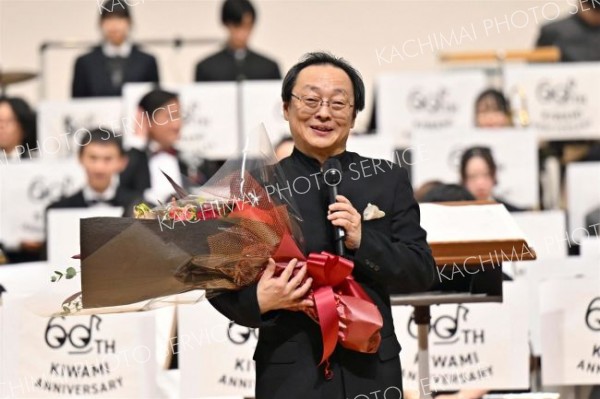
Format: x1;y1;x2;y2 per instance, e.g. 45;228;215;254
0;0;579;130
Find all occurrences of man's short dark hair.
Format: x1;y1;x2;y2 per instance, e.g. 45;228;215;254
100;0;131;20
138;89;178;115
221;0;256;25
281;52;366;119
79;128;125;156
421;184;475;203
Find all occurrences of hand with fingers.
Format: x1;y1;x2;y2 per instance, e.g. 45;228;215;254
257;258;314;314
327;195;362;250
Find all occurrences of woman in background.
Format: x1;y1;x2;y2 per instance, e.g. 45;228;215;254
0;96;40;263
0;96;36;161
474;89;513;128
460;146;524;212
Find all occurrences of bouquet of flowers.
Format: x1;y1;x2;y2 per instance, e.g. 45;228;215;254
61;125;383;366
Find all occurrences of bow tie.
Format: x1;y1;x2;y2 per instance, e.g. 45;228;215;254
151;148;178;157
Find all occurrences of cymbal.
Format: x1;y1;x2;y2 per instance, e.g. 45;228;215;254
0;71;37;86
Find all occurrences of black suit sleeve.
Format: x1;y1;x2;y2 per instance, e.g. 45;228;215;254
147;56;159;83
119;149;151;194
72;57;90;98
536;25;556;47
272;62;281;79
353;166;435;293
209;284;280;328
195;62;207;82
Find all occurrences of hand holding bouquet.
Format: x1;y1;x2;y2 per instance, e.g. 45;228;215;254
63;126;382;368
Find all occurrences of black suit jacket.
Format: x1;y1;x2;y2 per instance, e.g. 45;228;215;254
537;15;600;62
209;148;435;399
195;47;281;82
47;187;140;213
72;45;159;97
119;148;222;198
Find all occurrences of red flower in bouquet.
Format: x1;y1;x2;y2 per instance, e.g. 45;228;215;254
168;203;197;222
197;203;220;220
76;159;383;376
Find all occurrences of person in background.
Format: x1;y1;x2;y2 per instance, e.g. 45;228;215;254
274;136;294;161
536;1;600;62
460;147;524;212
474;89;513;128
0;97;37;161
195;0;281;82
420;183;475;203
120;89;219;203
72;0;159;97
0;97;39;263
414;180;443;203
582;142;600;161
47;129;138;211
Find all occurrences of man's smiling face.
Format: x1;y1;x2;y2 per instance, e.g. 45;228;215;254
283;64;355;162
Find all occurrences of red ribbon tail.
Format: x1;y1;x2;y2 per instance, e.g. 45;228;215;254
323;359;334;380
313;286;339;366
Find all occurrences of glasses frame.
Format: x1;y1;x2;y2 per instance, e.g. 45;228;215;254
290;93;354;114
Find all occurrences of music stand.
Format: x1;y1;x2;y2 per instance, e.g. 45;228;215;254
390;201;537;399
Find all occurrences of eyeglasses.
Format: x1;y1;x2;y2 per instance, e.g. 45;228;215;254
291;93;353;114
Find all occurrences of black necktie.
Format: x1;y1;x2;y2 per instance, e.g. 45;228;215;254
107;56;126;87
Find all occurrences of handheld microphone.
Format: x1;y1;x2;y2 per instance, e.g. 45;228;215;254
323;158;345;256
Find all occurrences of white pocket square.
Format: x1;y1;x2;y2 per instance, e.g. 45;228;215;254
363;203;385;221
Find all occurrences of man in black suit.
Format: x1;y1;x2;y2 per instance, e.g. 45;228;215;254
536;1;600;62
209;52;435;398
72;0;159;97
120;89;220;202
195;0;280;82
47;128;138;211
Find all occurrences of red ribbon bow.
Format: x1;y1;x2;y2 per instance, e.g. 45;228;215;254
305;252;383;368
228;200;383;376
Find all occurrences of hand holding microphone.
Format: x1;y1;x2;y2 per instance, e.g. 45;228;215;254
323;159;362;254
